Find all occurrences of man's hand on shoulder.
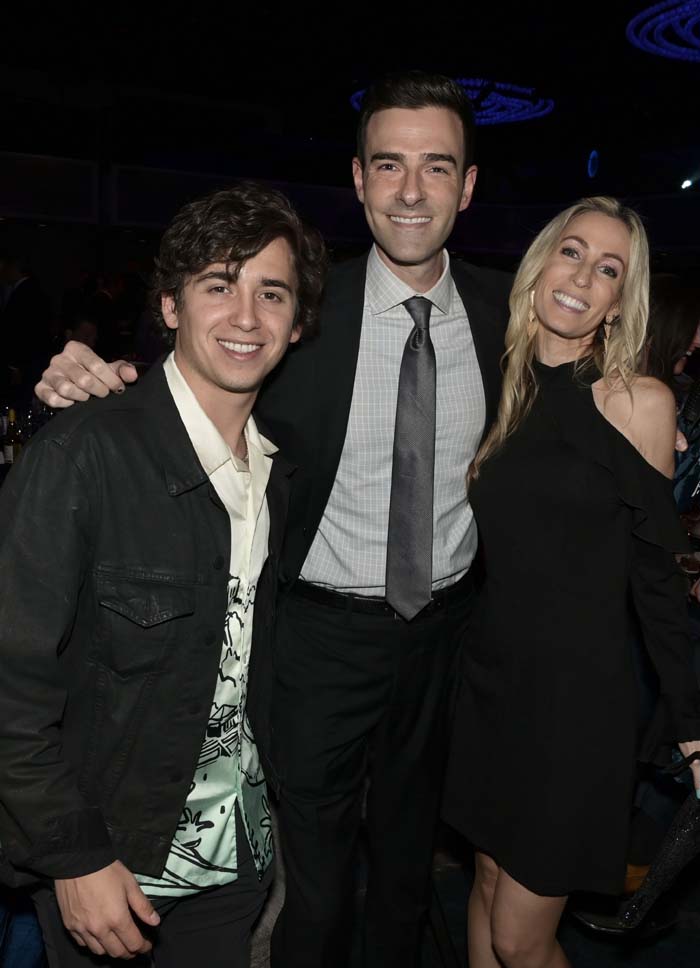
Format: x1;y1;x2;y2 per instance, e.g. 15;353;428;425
55;859;160;959
35;341;139;409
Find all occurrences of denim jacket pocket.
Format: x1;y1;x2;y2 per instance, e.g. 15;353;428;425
96;574;196;675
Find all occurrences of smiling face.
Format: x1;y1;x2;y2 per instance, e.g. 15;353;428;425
352;106;477;289
162;236;300;412
533;211;631;356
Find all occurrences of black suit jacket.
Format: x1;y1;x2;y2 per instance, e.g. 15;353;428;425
256;252;512;587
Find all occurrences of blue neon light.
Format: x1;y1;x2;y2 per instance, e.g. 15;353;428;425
587;150;600;178
350;78;554;126
349;90;365;112
627;1;700;62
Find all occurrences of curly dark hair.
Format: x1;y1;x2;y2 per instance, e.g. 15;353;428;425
151;181;327;347
355;70;476;172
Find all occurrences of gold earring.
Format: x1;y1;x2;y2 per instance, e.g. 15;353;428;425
528;289;536;326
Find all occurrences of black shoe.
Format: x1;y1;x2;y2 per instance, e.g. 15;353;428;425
569;893;678;941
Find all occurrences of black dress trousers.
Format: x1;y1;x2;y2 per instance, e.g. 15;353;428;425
269;581;473;968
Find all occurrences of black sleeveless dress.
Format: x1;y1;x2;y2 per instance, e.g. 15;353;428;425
442;358;700;896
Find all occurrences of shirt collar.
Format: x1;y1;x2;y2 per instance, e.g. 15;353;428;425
365;244;453;316
163;352;277;477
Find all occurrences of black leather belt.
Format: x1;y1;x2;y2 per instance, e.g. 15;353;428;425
291;569;474;620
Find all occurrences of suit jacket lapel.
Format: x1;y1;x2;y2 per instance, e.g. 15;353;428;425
310;253;368;502
263;450;295;566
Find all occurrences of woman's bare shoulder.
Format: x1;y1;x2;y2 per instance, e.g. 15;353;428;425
592;374;676;478
629;374;676;410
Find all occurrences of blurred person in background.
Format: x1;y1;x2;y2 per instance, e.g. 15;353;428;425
644;274;700;516
645;273;700;394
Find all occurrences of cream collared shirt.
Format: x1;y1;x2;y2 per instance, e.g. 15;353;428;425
136;353;277;897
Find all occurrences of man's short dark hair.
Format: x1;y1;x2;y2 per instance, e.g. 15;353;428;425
356;71;476;172
151;182;327;346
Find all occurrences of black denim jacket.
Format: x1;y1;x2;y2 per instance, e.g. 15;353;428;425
0;363;292;885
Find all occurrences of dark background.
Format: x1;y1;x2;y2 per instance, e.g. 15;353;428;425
1;1;698;291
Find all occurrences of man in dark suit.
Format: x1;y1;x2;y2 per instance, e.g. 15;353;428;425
35;72;511;968
259;74;510;968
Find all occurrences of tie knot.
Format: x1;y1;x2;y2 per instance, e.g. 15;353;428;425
403;296;432;331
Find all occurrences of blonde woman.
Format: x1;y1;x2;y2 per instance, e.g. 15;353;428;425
442;197;700;968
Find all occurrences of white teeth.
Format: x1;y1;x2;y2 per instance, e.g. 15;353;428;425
390;216;431;224
218;340;260;354
553;291;589;312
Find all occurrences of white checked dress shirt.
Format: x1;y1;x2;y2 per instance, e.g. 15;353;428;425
301;245;486;595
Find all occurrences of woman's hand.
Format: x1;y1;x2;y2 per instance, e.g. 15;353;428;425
678;740;700;796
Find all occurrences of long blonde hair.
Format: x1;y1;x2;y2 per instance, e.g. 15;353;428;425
471;196;650;479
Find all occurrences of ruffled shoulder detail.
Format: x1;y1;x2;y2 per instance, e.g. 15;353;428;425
546;378;689;554
535;363;699;763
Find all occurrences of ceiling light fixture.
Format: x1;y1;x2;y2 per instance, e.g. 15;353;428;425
587;150;600;178
627;0;700;62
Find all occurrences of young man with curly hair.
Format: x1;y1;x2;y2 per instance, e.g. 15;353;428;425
0;182;326;967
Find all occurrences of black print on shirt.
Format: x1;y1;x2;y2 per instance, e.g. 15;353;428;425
217;576;256;689
139;571;271;895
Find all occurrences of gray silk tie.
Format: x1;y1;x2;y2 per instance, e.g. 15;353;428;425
385;296;436;621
